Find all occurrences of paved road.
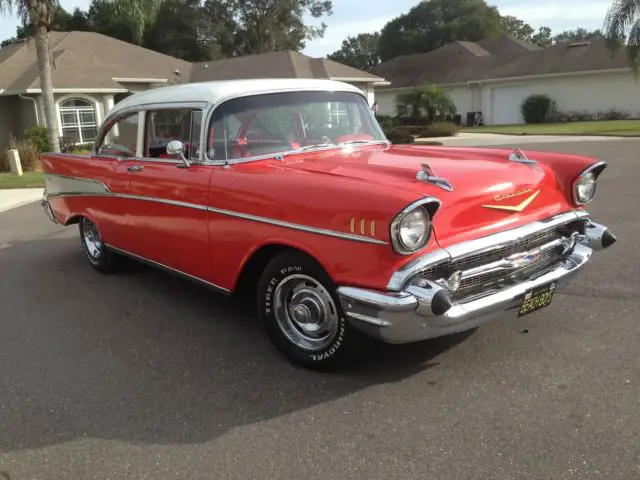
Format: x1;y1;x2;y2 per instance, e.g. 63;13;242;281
1;141;638;480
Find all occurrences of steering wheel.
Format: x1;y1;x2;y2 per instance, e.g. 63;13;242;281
307;122;342;140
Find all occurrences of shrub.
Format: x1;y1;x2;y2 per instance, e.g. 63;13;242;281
2;135;41;172
419;122;459;137
0;149;8;172
383;126;415;144
392;125;424;136
520;94;556;124
59;136;77;153
599;108;628;120
23;126;50;153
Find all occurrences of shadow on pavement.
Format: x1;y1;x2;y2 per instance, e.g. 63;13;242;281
0;236;473;450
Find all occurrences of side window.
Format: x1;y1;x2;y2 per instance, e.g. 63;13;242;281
145;108;203;161
97;112;140;158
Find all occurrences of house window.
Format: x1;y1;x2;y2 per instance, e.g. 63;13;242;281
58;98;98;144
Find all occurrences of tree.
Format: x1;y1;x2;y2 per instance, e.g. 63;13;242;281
378;0;506;62
0;0;61;152
144;0;212;61
327;33;380;70
395;84;456;122
604;0;640;68
499;15;534;42
201;0;333;57
553;28;605;44
531;26;552;47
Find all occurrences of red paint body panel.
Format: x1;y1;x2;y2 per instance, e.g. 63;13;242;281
41;142;601;293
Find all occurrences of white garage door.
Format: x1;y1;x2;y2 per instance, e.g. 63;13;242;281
491;86;529;125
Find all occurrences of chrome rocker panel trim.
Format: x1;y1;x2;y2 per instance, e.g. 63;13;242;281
338;218;616;344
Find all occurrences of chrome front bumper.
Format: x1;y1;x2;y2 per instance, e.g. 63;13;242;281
337;219;616;344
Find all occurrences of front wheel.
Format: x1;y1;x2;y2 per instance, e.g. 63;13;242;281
79;216;120;274
257;252;371;370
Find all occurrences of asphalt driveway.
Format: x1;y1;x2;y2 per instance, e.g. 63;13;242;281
0;140;638;479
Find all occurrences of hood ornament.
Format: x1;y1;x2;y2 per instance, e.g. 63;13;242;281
509;148;541;170
416;163;453;192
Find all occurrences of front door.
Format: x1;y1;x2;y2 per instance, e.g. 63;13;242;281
113;106;214;282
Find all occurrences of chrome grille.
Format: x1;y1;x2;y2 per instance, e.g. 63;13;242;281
419;222;584;302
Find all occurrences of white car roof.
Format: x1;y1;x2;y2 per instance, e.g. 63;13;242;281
109;78;365;117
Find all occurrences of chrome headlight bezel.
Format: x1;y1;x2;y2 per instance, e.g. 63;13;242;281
390;198;440;255
572;161;607;205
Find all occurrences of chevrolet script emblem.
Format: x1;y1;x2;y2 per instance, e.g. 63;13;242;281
481;189;541;213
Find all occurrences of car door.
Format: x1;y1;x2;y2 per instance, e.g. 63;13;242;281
113;106;214;283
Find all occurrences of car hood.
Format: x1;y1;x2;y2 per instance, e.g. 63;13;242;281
280;144;574;247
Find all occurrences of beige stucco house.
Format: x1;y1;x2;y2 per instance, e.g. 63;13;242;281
0;31;386;149
370;36;638;126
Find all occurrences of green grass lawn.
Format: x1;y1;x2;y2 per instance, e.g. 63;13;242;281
462;119;640;137
0;171;45;189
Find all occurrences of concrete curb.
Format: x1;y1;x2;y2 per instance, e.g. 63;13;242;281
0;188;44;214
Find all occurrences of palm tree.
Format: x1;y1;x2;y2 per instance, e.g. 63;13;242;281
395;84;456;122
0;0;61;152
0;0;165;153
420;84;457;123
603;0;640;69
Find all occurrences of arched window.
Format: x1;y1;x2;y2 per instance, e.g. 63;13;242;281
58;98;98;144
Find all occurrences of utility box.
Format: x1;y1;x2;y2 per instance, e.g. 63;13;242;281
8;149;23;176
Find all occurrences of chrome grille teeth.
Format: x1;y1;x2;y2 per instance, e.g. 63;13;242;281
418;224;582;302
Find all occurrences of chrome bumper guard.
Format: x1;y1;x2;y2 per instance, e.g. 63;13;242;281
337;218;616;344
41;197;60;224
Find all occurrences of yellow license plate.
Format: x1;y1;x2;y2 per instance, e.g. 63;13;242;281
518;281;558;317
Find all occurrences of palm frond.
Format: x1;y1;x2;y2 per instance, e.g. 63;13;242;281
104;0;166;42
603;0;640;76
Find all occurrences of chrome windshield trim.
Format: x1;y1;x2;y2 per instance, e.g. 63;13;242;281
386;210;589;291
206;141;390;166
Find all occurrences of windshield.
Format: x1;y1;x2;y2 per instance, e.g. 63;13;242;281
206;90;387;162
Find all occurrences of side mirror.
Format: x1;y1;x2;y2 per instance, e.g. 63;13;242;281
166;140;191;168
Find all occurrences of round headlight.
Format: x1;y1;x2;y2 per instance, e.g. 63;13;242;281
394;208;430;254
575;171;597;204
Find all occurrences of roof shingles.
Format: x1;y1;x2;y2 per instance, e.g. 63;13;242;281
370;36;632;89
1;31;383;93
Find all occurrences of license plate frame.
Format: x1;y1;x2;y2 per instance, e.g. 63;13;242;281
517;281;558;317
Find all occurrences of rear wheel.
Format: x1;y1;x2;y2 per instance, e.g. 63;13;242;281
79;216;120;274
257;252;371;370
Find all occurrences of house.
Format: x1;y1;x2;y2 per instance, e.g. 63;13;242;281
370;36;639;125
0;31;386;149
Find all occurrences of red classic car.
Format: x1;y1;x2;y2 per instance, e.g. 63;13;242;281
40;79;617;370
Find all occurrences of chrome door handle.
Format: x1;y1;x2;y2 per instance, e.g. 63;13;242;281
127;165;144;172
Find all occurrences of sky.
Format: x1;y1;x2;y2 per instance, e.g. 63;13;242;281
0;0;613;58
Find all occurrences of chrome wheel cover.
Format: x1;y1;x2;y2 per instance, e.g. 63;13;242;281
273;274;340;351
82;217;103;261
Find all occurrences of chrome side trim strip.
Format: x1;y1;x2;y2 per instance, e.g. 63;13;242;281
106;244;231;294
44;173;387;245
44;173;111;196
205;205;388;245
386;210;589;291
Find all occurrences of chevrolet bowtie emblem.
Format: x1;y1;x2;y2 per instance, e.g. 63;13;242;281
481;189;541;212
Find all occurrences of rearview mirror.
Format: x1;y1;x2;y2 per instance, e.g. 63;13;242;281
166;140;191;168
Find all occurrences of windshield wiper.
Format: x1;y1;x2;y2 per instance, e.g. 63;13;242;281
338;139;389;146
